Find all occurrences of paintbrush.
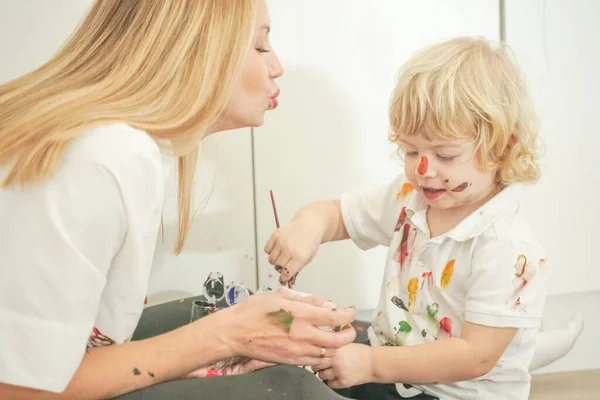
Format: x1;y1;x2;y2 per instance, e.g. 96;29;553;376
269;190;298;288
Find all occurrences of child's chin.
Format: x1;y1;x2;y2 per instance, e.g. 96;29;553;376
425;198;454;209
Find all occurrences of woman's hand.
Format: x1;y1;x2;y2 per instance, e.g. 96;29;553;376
312;343;374;389
263;210;327;285
184;359;275;379
214;288;357;368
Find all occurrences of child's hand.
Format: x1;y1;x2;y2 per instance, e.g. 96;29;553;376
264;211;326;285
313;343;374;389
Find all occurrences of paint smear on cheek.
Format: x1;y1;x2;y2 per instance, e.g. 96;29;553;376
417;156;428;175
452;182;470;192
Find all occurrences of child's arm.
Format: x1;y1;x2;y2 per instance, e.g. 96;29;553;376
371;322;517;384
264;200;348;283
264;176;407;285
317;322;517;389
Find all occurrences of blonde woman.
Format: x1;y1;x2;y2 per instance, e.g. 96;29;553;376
0;1;356;399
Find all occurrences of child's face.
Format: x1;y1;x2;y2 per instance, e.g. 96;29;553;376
402;132;498;211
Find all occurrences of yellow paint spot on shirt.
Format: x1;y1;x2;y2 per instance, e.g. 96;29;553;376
408;277;419;307
397;183;414;201
440;260;455;289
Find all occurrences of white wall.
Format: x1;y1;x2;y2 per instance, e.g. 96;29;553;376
0;1;258;303
0;1;93;83
147;130;258;303
2;0;597;310
505;0;599;296
254;0;500;308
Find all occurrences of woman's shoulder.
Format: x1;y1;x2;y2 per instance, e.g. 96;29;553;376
66;122;161;168
57;122;166;199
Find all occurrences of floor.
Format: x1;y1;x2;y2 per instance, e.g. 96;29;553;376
530;369;600;399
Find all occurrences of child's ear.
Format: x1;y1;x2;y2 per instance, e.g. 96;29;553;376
508;134;517;149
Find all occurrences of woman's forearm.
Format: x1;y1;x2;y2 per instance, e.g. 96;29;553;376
65;313;232;399
294;200;348;243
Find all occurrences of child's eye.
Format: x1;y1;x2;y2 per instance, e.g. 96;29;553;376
405;151;418;157
256;48;271;53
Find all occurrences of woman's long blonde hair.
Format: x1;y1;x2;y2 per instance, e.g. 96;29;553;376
0;0;257;254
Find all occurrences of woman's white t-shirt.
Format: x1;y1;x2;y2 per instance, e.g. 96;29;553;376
0;123;169;392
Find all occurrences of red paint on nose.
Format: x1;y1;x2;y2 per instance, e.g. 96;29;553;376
417;156;428;175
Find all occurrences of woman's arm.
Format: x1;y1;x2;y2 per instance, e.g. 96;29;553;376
68;315;232;398
1;289;358;400
0;314;231;400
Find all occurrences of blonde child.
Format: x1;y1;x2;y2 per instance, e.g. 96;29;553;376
265;37;573;399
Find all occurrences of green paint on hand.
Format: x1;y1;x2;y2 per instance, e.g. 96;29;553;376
267;309;295;333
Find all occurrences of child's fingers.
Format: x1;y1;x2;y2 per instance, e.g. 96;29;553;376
280;259;303;282
273;252;292;273
267;247;282;265
263;231;279;254
318;368;336;382
309;358;333;373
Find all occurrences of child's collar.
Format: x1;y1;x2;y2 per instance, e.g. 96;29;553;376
404;184;521;242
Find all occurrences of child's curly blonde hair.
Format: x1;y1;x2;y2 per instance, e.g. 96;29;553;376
389;36;542;185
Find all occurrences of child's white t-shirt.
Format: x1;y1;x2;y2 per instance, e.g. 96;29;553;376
340;174;548;400
0;123;169;393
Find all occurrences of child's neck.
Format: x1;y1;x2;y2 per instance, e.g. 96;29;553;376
426;184;502;238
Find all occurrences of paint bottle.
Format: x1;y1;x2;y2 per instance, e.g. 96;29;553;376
202;271;225;304
225;281;250;306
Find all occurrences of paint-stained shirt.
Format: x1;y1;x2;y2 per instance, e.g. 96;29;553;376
340;174;548;400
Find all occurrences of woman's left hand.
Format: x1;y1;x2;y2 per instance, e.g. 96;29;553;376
312;343;374;389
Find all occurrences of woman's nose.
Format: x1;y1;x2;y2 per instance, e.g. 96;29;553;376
269;51;284;79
